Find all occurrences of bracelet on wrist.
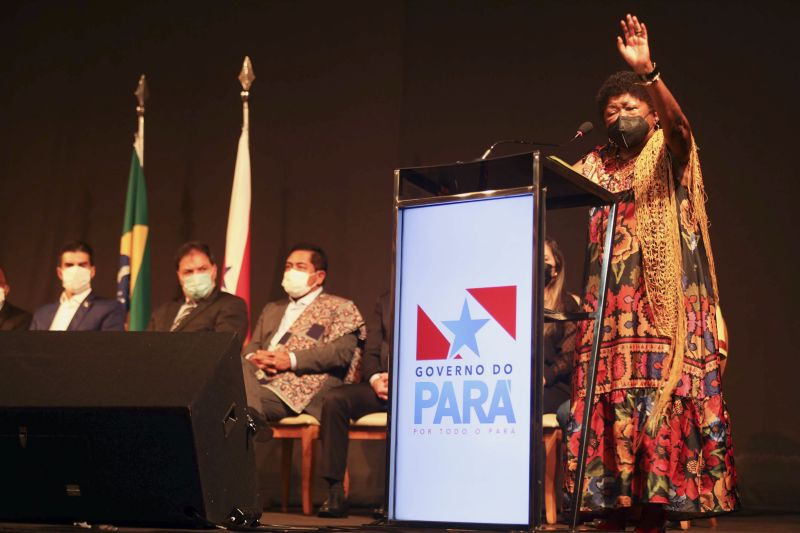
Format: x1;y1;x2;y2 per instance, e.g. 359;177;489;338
639;62;661;85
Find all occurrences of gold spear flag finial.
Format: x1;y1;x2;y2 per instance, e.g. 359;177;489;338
134;74;148;116
238;56;255;100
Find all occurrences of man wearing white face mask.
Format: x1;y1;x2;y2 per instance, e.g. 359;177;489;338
242;243;365;426
30;241;125;331
147;241;248;344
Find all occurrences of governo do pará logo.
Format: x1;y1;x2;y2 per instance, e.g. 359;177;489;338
413;285;519;425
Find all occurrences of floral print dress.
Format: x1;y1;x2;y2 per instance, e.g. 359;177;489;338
565;145;739;518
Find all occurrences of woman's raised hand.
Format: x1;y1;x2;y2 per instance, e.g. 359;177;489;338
617;14;653;75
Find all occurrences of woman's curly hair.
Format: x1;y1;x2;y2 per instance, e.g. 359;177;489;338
596;70;655;119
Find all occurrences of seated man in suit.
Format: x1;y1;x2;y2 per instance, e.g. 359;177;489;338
317;291;390;518
30;240;125;331
0;266;33;331
147;241;248;344
241;243;365;425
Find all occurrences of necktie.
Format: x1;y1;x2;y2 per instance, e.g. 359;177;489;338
170;302;197;331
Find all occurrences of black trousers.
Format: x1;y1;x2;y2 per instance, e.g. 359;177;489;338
319;382;387;483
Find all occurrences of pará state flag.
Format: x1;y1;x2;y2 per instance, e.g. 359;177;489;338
222;111;251;337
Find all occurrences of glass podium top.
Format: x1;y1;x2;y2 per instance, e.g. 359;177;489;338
397;150;616;209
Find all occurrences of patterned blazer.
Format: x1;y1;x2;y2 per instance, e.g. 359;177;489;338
243;292;365;418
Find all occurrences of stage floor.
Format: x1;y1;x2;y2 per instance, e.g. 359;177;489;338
1;511;798;532
258;511;798;532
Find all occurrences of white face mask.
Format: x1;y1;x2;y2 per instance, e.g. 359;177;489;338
61;266;92;294
282;269;315;299
0;287;5;305
182;272;215;301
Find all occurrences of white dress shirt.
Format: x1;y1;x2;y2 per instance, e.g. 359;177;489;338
269;287;323;349
272;286;322;369
49;288;92;331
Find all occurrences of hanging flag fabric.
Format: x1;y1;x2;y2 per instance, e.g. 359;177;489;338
222;105;252;336
117;126;151;331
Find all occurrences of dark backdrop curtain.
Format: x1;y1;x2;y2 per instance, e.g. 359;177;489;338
1;0;797;512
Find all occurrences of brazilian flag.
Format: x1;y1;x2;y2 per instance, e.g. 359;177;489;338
117;145;151;330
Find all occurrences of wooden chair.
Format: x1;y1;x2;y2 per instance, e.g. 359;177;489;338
342;412;388;497
274;411;563;522
542;413;563;526
344;411;561;521
271;414;320;515
272;411;388;515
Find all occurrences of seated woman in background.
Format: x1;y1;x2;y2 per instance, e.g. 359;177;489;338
542;236;580;421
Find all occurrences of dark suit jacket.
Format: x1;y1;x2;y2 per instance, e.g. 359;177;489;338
0;301;33;331
362;291;391;380
30;291;125;331
147;288;248;345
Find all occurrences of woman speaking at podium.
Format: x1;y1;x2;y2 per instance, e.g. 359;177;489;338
566;14;739;533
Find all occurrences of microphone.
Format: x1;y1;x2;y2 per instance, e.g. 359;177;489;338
480;139;555;160
480;121;593;160
570;121;594;141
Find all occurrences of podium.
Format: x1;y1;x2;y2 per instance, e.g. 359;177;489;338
386;151;617;530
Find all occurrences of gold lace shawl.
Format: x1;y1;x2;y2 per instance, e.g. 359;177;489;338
632;129;719;434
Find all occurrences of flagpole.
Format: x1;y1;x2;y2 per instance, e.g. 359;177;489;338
118;74;151;331
238;56;254;340
134;74;147;165
239;56;254;129
223;57;255;341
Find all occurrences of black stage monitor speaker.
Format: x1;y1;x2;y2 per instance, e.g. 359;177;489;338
0;331;258;528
